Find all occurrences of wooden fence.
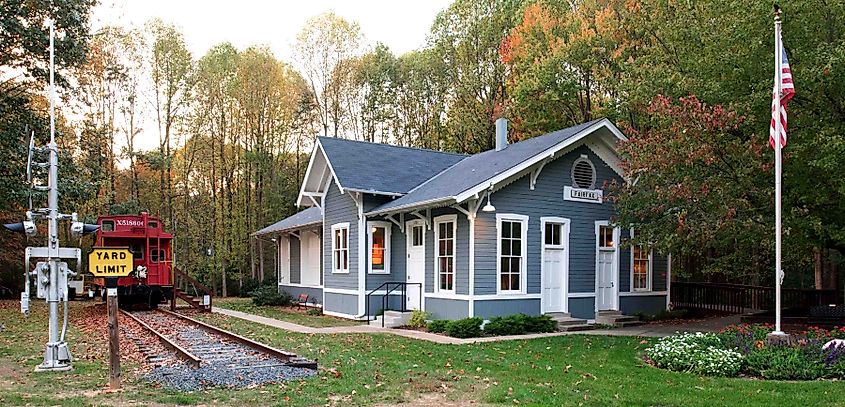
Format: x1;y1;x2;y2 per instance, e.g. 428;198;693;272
671;282;841;314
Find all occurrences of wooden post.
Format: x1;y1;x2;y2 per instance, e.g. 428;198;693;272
106;281;120;390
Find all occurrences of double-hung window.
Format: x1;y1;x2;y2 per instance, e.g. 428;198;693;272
434;215;456;292
497;214;528;294
631;230;652;291
368;221;391;274
331;223;349;274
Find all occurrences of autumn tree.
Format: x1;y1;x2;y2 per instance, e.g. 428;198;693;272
429;0;525;153
146;19;193;228
294;12;363;137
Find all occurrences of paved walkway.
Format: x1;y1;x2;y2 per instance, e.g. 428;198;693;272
214;307;739;345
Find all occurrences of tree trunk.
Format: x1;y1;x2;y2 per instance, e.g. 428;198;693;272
814;247;824;290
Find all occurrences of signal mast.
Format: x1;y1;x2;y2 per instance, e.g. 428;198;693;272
3;19;98;372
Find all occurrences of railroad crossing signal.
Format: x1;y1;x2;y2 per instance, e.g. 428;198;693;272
88;248;134;277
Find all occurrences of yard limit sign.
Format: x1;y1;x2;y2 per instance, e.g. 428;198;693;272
89;247;133;390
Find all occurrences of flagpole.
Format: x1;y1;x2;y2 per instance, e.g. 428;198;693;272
771;7;786;338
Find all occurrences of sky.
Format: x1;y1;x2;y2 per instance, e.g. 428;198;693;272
92;0;452;62
86;0;453;154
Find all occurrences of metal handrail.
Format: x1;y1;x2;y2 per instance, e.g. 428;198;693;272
365;281;423;327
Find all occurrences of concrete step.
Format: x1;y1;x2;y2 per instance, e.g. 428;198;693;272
370;311;413;328
595;310;642;327
545;312;589;327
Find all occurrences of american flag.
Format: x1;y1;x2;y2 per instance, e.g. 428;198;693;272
770;37;795;148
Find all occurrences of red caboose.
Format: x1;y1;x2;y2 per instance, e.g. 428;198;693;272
94;212;172;308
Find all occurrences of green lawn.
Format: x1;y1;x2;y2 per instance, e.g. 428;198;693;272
213;297;361;328
2;300;845;406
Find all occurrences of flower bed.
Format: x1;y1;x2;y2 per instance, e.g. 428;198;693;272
644;323;845;380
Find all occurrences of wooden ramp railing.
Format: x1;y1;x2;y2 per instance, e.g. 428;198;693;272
671;282;840;315
171;267;213;312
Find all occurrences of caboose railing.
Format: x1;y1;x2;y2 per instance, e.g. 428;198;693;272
171;267;213;312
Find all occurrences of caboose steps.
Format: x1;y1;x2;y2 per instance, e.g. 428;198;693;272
171;267;213;312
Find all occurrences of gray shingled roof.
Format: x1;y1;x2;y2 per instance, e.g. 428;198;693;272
369;119;605;214
253;206;321;236
319;136;467;195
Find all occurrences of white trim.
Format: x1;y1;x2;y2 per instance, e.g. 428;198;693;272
356;195;366;315
453;119;627;203
568;292;596;298
468;213;476;316
424;292;469;301
594;221;620;312
475;293;542;300
367;221;392;274
323;287;360;295
296;140;344;207
496;214;529;295
540;216;570;314
434;214;457;294
278;282;324;289
619;291;668;297
330;222;350;274
344;187;404;197
629;228;653;292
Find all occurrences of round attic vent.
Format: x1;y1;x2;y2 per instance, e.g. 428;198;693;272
571;156;596;189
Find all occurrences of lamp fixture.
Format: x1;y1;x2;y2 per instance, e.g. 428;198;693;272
481;190;496;212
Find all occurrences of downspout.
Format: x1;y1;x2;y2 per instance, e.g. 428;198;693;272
666;253;672;310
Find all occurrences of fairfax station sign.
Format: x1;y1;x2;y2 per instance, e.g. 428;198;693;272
88;247;134;277
563;186;603;204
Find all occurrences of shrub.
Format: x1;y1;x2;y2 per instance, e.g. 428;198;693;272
645;332;743;376
427;320;448;333
525;314;557;333
485;314;527;336
306;307;322;316
745;344;826;380
250;285;293;306
484;314;557;336
445;317;483;338
408;310;429;328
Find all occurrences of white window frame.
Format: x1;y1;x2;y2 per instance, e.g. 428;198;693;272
496;213;529;295
331;222;350;274
434;214;457;293
368;221;391;274
630;229;653;292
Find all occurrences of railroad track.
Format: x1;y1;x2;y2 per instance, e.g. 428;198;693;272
121;308;316;390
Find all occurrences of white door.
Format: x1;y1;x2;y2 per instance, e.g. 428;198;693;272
596;224;617;311
300;231;321;287
542;218;569;313
597;251;615;310
405;220;425;310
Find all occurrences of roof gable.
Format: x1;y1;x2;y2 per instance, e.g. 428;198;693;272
369;118;626;214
